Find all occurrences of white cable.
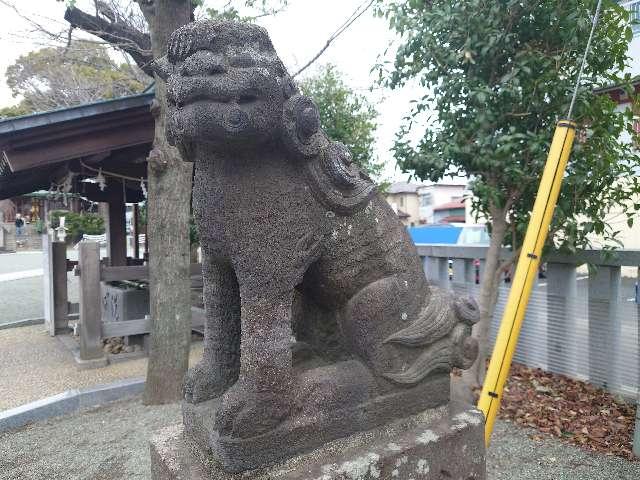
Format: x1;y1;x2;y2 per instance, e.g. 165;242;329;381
567;0;604;120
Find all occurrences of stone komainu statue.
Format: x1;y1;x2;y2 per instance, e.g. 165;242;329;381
154;20;480;473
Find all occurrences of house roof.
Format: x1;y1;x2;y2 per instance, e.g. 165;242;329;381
593;75;640;104
396;209;410;218
433;199;465;211
0;92;154;137
438;215;466;224
0;92;154;201
387;182;421;194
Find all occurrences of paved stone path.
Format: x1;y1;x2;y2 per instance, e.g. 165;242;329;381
0;268;42;282
0;249;103;325
0;325;203;411
0;397;637;480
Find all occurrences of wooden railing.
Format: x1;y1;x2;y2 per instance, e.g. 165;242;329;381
75;241;204;362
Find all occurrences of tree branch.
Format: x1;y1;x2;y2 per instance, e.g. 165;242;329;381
64;6;153;75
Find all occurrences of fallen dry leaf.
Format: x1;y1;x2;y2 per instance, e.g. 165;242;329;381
499;363;638;461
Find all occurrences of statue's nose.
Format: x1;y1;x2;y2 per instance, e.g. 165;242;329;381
179;50;227;77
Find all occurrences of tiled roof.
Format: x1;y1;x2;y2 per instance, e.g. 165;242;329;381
433;199;465;211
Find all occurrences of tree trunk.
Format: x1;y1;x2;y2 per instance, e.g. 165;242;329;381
466;207;508;388
139;0;193;405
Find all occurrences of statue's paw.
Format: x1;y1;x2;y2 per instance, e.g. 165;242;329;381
214;380;291;439
183;361;227;404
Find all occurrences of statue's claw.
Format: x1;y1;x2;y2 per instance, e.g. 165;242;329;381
214;379;291;439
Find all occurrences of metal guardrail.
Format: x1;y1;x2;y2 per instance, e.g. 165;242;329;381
417;245;639;400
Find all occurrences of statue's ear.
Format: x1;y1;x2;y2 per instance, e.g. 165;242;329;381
151;56;174;81
282;94;327;158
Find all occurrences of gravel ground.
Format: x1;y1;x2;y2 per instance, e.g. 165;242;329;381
0;251;44;274
487;420;640;479
0;398;638;480
0;398;178;480
0;325;203;410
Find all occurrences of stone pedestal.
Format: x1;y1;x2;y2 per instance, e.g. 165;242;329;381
150;405;486;480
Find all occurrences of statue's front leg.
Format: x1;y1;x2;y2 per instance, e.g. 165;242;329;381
184;254;240;404
214;288;294;439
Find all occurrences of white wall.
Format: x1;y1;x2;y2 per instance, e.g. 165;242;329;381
621;1;640;75
418;184;466;223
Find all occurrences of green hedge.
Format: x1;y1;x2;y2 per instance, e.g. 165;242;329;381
49;210;105;243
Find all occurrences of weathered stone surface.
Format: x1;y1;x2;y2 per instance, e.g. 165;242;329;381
151;406;486;480
152;19;481;472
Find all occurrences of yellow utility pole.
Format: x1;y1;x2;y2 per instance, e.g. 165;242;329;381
477;0;603;445
477;120;576;444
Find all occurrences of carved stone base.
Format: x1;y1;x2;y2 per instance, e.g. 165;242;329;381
183;374;451;472
150;404;486;480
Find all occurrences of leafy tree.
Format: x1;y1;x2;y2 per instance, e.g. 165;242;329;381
50;210;105;243
300;64;381;178
4;41;145;114
377;0;640;385
0;103;32;119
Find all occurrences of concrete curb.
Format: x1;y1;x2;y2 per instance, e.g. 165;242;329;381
0;377;145;433
0;318;45;330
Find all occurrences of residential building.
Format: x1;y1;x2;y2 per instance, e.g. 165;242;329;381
433;199;466;223
385;182;422;226
418;183;466;223
385;181;468;226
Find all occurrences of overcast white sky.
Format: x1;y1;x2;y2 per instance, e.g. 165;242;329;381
0;0;425;182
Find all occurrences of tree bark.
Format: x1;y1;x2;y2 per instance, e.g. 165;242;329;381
137;0;194;405
466;206;508;388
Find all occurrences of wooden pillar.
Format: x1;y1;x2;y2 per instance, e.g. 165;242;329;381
105;186;127;266
588;265;621;390
42;234;55;336
79;241;104;360
133;204;140;260
546;262;577;376
52;241;69;332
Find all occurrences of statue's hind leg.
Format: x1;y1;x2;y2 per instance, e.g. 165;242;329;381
340;275;479;394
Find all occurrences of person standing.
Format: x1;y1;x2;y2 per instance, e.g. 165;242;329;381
15;213;25;238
